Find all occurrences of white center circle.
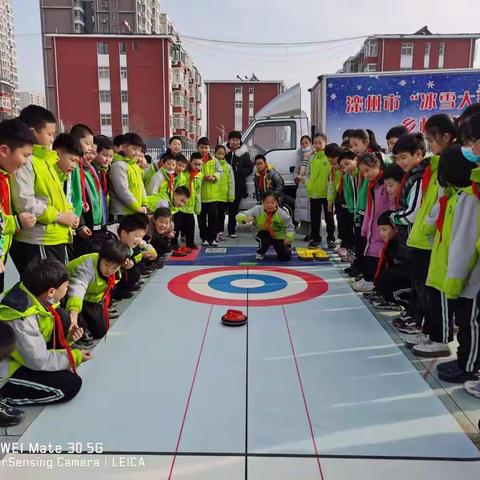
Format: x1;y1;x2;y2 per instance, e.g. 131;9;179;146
230;279;265;288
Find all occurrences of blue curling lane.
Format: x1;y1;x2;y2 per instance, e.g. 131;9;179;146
208;274;288;294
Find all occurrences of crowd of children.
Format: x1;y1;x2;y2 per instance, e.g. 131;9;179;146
0;101;479;430
292;107;480;411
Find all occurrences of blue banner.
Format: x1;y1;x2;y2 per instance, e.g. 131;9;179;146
326;71;480;145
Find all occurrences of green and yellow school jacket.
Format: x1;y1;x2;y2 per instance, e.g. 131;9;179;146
306;151;330;199
66;253;117;313
426;186;480;299
180;170;203;215
11;145;73;245
407;155;439;250
108;153;148;216
342;171;358;214
0;282;82;379
0;169;21;261
217;159;235;203
236;205;295;242
145;190;182;215
201;157;222;203
327;168;342;204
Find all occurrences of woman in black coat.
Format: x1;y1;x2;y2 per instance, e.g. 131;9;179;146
225;130;254;237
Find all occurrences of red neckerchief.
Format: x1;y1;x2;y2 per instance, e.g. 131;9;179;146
168;172;175;194
472;182;480;201
259;171;267;193
421;164;432;199
46;304;77;374
79;163;90;212
338;173;344;196
189;170;199;194
101;170;108;194
264;209;276;238
202;154;210;164
329;165;335;182
367;171;383;215
436;194;449;242
0;171;11;215
102;274;116;333
396;172;408;208
374;240;389;282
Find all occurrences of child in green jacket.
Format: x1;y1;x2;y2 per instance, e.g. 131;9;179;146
236;191;294;262
174;156;203;251
197;137;222;247
414;146;480;384
0;260;90;406
11;106;78;275
306;133;335;248
215;145;235;242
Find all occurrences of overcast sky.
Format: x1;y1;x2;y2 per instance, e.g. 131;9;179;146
12;0;480;111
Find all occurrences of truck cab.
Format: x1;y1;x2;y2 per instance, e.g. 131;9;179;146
239;83;310;213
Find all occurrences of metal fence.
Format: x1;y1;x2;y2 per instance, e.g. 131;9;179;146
146;148;213;161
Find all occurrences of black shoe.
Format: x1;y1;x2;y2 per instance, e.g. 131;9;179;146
308;240;320;248
0;399;24;428
437;359;458;372
73;329;95;348
126;284;142;292
303;234;311;242
327;240;336;249
113;289;134;300
438;365;479;383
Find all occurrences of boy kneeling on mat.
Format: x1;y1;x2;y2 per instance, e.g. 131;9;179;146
0;260;90;406
66;239;128;347
236;191;294;261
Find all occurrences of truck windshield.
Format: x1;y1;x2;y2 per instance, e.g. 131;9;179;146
243;121;296;158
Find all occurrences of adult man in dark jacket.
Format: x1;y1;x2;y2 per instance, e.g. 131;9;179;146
253;154;285;201
225;131;254;237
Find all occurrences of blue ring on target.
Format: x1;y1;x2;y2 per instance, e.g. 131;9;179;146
208;274;287;294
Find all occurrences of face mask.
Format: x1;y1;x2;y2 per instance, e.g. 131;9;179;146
461;146;480;163
302;146;313;153
46;295;56;305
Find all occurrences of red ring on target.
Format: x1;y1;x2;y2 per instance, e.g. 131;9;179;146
167;266;328;306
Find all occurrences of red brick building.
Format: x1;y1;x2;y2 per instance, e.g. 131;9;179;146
341;27;480;73
205;79;284;144
48;34;202;147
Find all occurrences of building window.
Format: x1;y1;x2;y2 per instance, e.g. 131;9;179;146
249;116;254;124
97;42;109;54
122;114;129;128
400;43;413;70
74;11;83;21
101;0;108;8
364;64;377;72
120;66;127;79
100;114;112;126
1;97;11;109
438;42;445;68
235;101;242;109
112;26;118;33
249;87;254;94
121;90;128;103
74;23;83;33
99;90;111;103
102;24;109;33
249;101;254;108
366;40;378;57
235;86;242;94
98;66;110;79
424;43;431;69
119;42;127;55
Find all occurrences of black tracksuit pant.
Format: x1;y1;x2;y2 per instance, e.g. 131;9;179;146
309;198;335;243
256;231;292;261
198;202;218;243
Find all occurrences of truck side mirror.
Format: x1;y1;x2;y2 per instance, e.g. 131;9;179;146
289;166;295;173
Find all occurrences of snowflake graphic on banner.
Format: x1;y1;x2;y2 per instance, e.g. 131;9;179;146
330;93;337;100
427;81;435;89
328;83;333;89
356;85;362;90
399;80;406;87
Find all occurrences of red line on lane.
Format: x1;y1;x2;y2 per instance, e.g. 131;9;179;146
168;304;214;479
282;305;326;480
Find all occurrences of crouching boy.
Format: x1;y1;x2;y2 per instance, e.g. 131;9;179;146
67;239;128;342
236;191;294;261
0;260;91;406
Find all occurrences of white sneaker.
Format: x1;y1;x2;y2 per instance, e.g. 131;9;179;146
353;280;374;292
412;340;451;358
255;253;265;261
464;380;480;399
335;247;348;257
201;240;209;247
210;240;219;247
404;333;429;349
